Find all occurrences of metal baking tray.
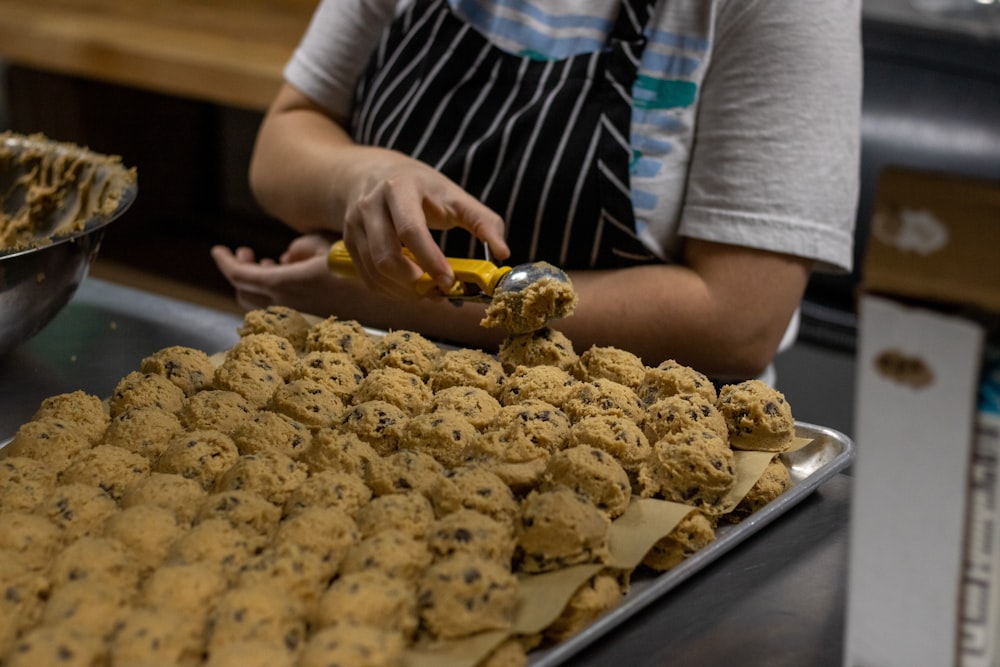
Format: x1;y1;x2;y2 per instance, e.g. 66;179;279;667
529;420;855;666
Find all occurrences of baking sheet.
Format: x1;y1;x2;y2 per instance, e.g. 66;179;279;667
527;420;854;667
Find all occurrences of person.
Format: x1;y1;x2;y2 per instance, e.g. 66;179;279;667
211;0;862;382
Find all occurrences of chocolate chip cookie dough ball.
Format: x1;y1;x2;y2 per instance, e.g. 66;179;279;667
49;536;141;591
499;364;579;408
0;456;57;512
204;640;298;667
637;359;717;406
427;465;519;527
237;542;337;616
206;583;307;655
354;491;436;540
403;411;479;468
140;345;217;396
240;305;311;351
225;332;298;382
353;367;433;416
167;517;264;580
540;445;632;519
340;528;433;582
101;406;184;460
30;390;108;444
139;561;228;619
269;378;345;429
58;444;151;500
298;622;405;667
365;448;445;497
544;571;624;643
338;400;409;456
561;378;645;424
283;469;372;518
292;350;364;400
361;329;441;379
109;370;187;418
7;624;107;667
0;560;49;655
724;457;793;523
103;504;185;574
498;327;579;373
274;506;359;565
637;429;737;515
230;410;312;460
644;393;728;443
304;317;376;366
417;553;518;639
315;570;419;638
213;357;286;408
489;399;572;454
429;386;502;430
195;490;282;539
41;579;131;639
154;429;240;491
517;488;611;573
299;429;381;478
121;472;208;525
568;415;651;483
109;606;204;667
215;452;307;507
641;510;716;571
179;390;257;435
0;511;63;566
34;483;118;540
4;417;92;473
717;379;795;452
427;508;516;567
462;429;549;493
574;345;646;391
430;347;507;397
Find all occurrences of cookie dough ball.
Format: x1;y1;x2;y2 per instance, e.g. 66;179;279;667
642;510;716;571
637;359;717;406
49;536;141;591
109;370;186;417
305;316;376;364
41;580;131;640
154;429;240;491
236;542;338;618
293;350;364;400
430;348;506;397
517;488;610;573
467;429;550;492
58;444;151;500
283;469;372;518
298;622;405;667
338;400;409;455
269;378;345;429
4;417;92;473
637;429;737;515
352;367;433;417
7;623;107;667
140;345;216;396
230;410;312;460
574;345;645;390
204;640;298;667
417;553;518;639
215;451;307;506
139;561;228;619
645;393;728;443
274;506;359;566
354;491;436;540
0;456;57;512
213;357;285;408
430;386;502;430
299;428;381;478
34;483;117;541
544;572;624;642
178;389;256;435
403;411;479;468
568;415;651;482
101;405;184;460
340;528;433;582
196;490;282;539
30;390;108;444
427;508;515;566
239;305;311;351
725;457;793;522
109;606;204;667
481;270;578;335
498;327;578;373
540;445;632;519
488;399;572;453
206;583;307;655
103;503;185;574
0;511;63;566
121;472;208;525
225;332;298;381
361;329;441;379
0;560;49;655
499;364;578;408
315;570;419;638
717;379;796;452
167;517;264;579
561;378;645;424
428;465;520;527
365;448;445;497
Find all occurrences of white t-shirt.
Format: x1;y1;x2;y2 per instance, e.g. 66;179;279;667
285;0;862;274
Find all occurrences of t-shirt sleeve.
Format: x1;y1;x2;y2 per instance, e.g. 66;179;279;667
680;0;862;273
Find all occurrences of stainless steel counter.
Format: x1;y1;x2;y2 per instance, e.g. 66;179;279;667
0;278;852;666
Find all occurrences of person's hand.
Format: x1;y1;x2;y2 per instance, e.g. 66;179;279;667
340;149;509;300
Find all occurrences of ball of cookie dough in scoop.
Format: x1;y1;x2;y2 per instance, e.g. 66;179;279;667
717;379;796;452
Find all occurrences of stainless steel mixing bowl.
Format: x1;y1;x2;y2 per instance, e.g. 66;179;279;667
0;133;138;357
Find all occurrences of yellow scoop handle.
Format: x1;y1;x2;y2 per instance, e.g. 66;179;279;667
327;240;511;298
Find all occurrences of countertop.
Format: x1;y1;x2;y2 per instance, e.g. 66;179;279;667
0;277;854;666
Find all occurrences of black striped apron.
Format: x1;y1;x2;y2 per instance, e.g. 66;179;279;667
351;0;658;270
